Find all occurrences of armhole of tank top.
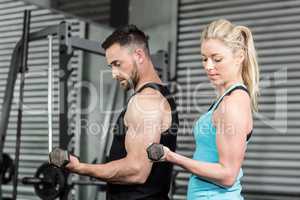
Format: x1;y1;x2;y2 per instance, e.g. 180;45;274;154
212;85;248;111
138;83;177;135
211;85;253;141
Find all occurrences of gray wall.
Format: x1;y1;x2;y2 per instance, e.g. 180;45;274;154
129;0;178;83
21;0;51;8
130;0;174;54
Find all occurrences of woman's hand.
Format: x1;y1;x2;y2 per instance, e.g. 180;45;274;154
146;143;171;162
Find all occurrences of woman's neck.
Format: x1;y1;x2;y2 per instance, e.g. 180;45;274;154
216;78;244;97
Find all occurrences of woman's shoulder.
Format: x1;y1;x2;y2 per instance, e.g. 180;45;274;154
215;89;251;118
223;88;250;106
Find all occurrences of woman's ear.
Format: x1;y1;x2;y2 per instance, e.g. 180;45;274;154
235;49;245;66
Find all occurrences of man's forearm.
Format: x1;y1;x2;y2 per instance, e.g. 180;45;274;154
74;158;147;184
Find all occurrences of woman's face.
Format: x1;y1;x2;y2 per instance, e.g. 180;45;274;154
201;39;243;89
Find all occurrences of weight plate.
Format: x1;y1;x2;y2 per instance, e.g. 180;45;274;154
34;162;66;200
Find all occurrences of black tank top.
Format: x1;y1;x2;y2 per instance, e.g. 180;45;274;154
106;83;179;200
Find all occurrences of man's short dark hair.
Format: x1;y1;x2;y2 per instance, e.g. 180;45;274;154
101;24;150;55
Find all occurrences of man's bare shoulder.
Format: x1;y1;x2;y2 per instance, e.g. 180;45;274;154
125;87;169;126
130;87;165;111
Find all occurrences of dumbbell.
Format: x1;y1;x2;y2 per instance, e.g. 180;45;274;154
48;147;70;168
146;143;165;162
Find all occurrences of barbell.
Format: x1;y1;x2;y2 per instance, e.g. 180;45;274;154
0;153;14;184
22;161;106;200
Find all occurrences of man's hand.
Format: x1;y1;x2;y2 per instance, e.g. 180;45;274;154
65;155;81;172
49;148;81;172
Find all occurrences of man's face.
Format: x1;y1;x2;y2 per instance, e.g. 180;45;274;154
105;43;139;90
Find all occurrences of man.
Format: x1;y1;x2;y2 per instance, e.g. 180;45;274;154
64;25;179;200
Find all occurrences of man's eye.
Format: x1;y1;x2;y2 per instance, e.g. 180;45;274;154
202;58;207;62
112;62;121;67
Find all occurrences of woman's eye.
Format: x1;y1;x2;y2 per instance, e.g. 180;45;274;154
214;58;222;62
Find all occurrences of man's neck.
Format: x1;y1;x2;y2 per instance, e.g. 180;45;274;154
134;69;162;92
135;78;162;92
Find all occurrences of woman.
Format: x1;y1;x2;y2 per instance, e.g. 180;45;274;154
148;19;259;199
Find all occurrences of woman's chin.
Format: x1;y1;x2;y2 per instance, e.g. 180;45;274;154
210;79;222;87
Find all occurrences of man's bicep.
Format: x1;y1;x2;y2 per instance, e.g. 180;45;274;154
125;95;165;150
125;115;163;155
123;115;162;180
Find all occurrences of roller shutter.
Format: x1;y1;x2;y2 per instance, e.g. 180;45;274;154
55;0;110;25
174;0;300;199
0;0;85;199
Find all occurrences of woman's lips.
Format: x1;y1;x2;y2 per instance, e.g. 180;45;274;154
208;74;219;79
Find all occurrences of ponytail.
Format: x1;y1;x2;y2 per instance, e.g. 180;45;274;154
238;26;260;112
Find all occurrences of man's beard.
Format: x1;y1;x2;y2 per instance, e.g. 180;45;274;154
121;61;139;91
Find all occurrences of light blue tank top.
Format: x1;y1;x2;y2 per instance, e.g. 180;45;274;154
187;84;247;200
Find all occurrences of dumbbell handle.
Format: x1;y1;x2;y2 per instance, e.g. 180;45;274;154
22;177;51;185
22;176;106;187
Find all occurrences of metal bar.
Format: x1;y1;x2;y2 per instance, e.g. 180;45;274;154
70;36;105;56
12;10;31;200
74;180;106;186
151;50;169;82
48;35;53;153
29;25;58;41
110;0;129;27
57;24;74;199
169;0;179;82
58;45;73;150
100;81;118;160
21;177;106;186
0;42;22;198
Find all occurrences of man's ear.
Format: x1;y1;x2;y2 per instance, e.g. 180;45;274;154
134;48;146;64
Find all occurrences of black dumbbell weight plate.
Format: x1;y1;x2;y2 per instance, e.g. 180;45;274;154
34;162;66;200
1;153;14;184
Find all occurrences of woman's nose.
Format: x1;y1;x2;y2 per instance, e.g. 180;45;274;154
204;59;215;70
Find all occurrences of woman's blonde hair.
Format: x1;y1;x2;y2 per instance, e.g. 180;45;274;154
201;19;260;112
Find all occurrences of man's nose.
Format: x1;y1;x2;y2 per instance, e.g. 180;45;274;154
111;68;119;79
